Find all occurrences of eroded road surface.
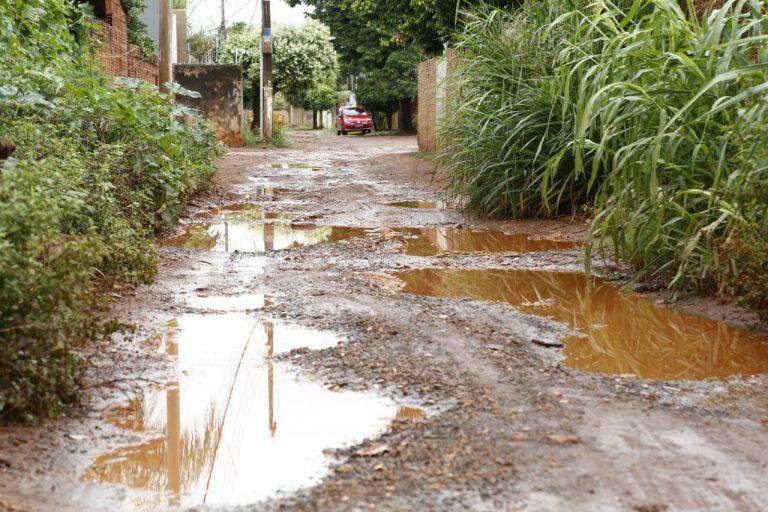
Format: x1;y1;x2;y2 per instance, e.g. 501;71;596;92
2;131;768;512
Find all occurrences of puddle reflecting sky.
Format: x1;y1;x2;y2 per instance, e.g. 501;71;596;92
395;269;768;380
164;222;368;253
192;203;291;221
84;313;406;509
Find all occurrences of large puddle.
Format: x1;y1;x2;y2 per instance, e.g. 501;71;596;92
164;222;367;253
394;226;577;255
395;269;768;380
166;212;575;256
84;312;412;509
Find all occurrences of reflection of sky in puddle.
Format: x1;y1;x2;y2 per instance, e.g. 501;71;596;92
186;293;268;311
84;314;407;509
165;222;367;253
166;217;575;256
395;269;768;381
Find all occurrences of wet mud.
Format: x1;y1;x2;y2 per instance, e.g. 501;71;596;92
2;130;767;512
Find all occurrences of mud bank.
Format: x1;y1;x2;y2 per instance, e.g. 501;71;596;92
1;131;767;512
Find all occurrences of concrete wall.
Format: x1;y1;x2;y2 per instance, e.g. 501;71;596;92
173;9;188;63
174;64;244;147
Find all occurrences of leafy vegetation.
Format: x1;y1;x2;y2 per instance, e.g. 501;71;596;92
438;0;768;314
0;0;221;421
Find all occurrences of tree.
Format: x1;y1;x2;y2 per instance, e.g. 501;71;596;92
356;45;423;131
272;20;339;105
187;31;215;63
294;84;339;128
220;26;261;128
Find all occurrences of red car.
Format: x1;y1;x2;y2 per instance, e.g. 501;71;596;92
336;105;374;135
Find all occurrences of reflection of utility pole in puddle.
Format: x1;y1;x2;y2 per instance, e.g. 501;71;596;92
265;321;277;437
264;223;275;253
165;330;182;506
224;220;229;253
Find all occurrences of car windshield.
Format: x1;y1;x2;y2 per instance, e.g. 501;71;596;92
343;107;366;115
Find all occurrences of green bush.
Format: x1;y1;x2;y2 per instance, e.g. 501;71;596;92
438;0;768;315
0;0;221;421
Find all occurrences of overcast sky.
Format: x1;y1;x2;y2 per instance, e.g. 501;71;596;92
186;0;312;33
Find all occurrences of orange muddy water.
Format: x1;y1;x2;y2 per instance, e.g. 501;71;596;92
395;269;768;380
83;311;419;509
385;200;456;209
394;226;578;256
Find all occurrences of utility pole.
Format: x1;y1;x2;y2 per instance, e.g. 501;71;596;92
260;0;273;139
159;0;172;91
217;0;226;61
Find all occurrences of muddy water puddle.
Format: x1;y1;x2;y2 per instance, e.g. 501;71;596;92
396;269;768;380
192;203;292;220
392;226;578;255
165;222;367;253
385;200;456;210
85;313;417;509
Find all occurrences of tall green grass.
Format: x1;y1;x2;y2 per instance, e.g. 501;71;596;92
438;0;768;314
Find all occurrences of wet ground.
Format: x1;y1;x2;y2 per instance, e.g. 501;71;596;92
2;130;768;512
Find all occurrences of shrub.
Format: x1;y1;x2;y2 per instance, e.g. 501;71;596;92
0;0;221;420
438;0;768;314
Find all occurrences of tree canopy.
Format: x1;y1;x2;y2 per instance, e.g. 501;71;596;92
272;20;339;105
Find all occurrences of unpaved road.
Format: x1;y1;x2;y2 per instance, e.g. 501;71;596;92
2;131;768;512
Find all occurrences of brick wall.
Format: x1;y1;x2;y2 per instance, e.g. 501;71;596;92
417;51;458;153
417;56;439;152
91;0;159;86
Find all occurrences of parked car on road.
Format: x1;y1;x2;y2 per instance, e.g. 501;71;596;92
336;105;374;135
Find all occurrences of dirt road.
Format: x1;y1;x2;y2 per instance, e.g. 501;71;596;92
2;131;768;512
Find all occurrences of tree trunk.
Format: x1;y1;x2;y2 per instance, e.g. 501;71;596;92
312;110;318;129
399;100;414;133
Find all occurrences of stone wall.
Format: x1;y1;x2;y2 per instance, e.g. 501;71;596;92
90;0;160;85
174;64;244;147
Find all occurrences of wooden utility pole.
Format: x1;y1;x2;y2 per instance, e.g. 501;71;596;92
219;0;227;56
159;0;172;90
260;0;273;139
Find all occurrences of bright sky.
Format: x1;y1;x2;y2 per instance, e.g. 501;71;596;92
186;0;312;33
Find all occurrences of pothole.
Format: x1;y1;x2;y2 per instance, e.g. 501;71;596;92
394;268;768;380
83;313;421;509
390;226;578;255
163;222;367;253
192;203;292;220
385;200;456;210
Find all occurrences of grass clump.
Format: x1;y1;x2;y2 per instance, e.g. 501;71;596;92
0;0;222;421
439;0;768;315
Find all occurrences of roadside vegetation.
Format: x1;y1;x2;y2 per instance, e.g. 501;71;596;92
438;0;768;316
0;0;221;421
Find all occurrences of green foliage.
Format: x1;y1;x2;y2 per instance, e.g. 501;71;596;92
119;0;157;58
356;45;424;116
0;0;221;421
187;31;216;62
294;83;338;112
439;0;768;312
272;20;339;104
220;26;261;106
